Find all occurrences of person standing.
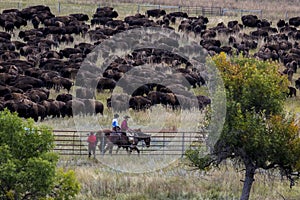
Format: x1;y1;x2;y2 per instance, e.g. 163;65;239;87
87;132;97;158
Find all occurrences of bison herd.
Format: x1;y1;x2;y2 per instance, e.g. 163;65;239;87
0;5;299;121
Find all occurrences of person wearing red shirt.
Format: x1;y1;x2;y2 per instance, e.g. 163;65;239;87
87;132;97;158
121;115;135;146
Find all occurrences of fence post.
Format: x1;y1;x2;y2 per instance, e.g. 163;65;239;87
73;131;75;155
260;10;262;19
137;4;140;14
163;132;165;155
58;2;61;14
181;132;185;158
79;132;82;156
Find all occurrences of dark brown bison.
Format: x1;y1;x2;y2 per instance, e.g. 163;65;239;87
147;91;162;105
70;13;89;21
11;75;44;89
97;77;116;92
146;9;166;18
4;99;43;121
56;93;72;102
129;96;152;111
241;15;260;27
61;99;85;117
289;17;300;27
0;31;11;40
131;85;150;97
83;99;104;115
250;29;269;37
0;84;11;97
94;7;118;18
196;95;211;110
167;12;188;18
25;88;49;103
52;77;73;93
295;78;300;90
60;47;82;58
76;87;95;99
287;86;296;97
178;22;192;32
91;17;113;26
159;92;179;110
41;99;65;118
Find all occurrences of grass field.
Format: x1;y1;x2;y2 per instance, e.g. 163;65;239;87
58;158;300;200
1;0;300;199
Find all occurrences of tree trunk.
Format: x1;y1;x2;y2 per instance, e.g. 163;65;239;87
240;164;256;200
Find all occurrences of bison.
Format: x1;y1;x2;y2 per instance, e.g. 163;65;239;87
146;9;166;18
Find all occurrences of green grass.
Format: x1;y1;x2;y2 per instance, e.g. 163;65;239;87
285;97;300;113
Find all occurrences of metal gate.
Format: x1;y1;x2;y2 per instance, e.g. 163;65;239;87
53;130;206;156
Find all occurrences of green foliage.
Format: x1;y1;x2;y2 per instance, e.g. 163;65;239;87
50;168;81;200
0;109;80;200
210;53;300;171
214;53;288;117
187;53;300;199
185;148;213;170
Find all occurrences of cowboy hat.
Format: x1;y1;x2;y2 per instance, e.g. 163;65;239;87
114;113;119;118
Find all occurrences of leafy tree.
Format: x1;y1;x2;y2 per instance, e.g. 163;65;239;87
187;53;300;200
0;109;80;200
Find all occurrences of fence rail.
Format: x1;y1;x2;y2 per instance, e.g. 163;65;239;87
53;130;206;156
136;4;262;17
221;8;263;18
180;6;223;16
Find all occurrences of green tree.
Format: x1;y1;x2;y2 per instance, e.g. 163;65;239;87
187;53;300;200
0;109;80;200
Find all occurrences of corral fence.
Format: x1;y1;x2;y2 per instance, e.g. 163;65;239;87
137;4;224;17
53;129;207;157
180;6;223;16
136;4;263;17
221;8;263;19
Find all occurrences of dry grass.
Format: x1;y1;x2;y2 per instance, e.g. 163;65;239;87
58;159;300;200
